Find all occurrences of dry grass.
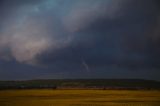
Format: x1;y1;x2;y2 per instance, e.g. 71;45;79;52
0;90;160;106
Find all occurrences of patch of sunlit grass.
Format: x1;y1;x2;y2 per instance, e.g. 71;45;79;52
0;90;160;106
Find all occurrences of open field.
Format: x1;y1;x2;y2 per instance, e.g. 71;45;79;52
0;90;160;106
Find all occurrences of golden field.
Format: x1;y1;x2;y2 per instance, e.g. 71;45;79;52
0;90;160;106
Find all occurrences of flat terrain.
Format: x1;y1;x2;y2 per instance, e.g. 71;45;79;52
0;90;160;106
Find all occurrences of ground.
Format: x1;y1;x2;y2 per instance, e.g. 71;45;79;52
0;90;160;106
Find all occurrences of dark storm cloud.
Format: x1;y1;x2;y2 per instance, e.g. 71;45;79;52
39;0;160;69
0;0;133;64
0;0;160;80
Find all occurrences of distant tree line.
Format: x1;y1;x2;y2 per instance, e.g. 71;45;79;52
0;79;160;90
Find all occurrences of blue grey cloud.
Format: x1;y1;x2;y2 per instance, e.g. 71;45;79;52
0;0;160;80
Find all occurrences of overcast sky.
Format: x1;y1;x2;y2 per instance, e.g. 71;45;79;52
0;0;160;80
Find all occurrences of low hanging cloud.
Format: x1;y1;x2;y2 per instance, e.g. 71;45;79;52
0;18;52;64
0;1;70;64
0;0;130;64
0;0;160;69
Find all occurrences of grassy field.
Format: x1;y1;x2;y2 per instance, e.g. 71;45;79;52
0;90;160;106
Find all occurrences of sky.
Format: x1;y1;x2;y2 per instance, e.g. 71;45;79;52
0;0;160;80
